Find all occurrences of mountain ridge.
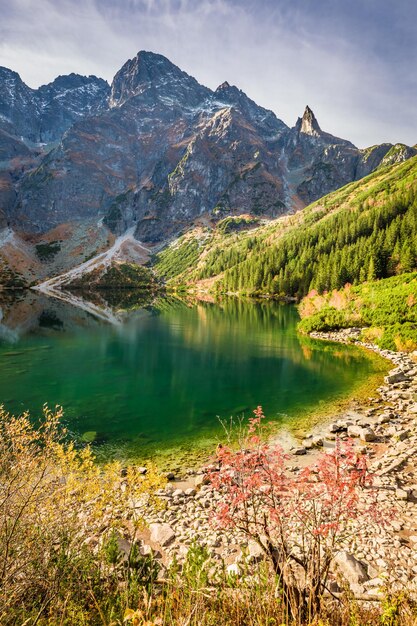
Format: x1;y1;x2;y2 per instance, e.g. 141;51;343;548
0;50;416;286
153;155;417;298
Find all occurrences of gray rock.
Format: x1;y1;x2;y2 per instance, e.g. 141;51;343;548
362;427;377;442
312;435;324;447
395;488;409;501
293;447;307;455
226;563;240;577
329;422;346;433
378;414;391;425
397;430;410;441
140;543;153;557
334;551;369;585
347;425;363;438
385;372;408;384
247;540;265;563
195;474;210;487
149;523;176;547
116;536;132;558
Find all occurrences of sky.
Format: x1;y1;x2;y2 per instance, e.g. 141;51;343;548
0;0;416;148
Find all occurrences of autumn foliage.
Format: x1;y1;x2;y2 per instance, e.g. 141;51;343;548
0;405;163;624
209;407;381;622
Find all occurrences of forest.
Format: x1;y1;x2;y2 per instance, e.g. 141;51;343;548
154;157;417;300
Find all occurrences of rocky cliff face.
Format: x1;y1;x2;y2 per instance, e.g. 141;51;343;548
0;67;109;144
0;67;110;232
0;51;416;262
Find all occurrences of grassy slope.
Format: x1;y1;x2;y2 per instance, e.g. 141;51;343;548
298;273;417;352
65;262;159;290
153;156;417;296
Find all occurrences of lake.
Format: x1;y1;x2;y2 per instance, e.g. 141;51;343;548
0;290;387;469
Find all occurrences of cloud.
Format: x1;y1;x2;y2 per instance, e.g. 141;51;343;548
0;0;415;147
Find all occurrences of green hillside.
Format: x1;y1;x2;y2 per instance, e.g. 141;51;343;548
298;273;417;352
154;156;417;299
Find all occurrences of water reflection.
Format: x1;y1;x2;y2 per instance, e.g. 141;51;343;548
0;289;386;463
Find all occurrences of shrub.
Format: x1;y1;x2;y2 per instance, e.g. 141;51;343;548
208;407;382;623
0;405;163;624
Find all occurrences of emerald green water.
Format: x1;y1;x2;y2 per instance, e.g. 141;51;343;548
0;292;386;466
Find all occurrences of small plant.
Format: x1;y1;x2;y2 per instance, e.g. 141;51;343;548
181;540;212;592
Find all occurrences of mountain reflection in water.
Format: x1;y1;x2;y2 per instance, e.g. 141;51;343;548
0;289;387;465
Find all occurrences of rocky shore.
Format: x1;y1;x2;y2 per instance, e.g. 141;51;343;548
117;328;417;598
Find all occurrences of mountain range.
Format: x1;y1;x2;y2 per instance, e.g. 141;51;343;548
0;50;416;287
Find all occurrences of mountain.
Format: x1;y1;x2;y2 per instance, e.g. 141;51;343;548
0;67;110;143
153;155;417;298
0;50;415;286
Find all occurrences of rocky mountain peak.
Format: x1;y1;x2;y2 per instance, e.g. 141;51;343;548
109;50;210;109
0;66;23;80
40;73;109;92
295;105;322;136
1;50;415;254
211;82;287;135
0;67;39;141
216;81;231;91
0;66;35;97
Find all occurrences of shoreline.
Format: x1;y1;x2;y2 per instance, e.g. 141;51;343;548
94;333;390;472
124;328;417;598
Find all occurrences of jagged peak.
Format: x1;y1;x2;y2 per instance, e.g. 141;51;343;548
0;66;26;83
109;50;209;108
295;105;322;136
38;73;109;92
216;81;231;91
115;50;186;83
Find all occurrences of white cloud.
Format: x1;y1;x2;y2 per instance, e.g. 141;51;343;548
0;0;415;147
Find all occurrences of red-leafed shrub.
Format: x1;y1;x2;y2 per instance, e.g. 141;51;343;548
208;407;382;622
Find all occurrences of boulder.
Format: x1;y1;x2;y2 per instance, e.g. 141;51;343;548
140;543;153;557
385;372;408;384
247;540;265;563
361;427;377;442
116;536;132;558
149;523;176;547
347;425;376;441
329;422;347;433
397;429;410;441
395;488;409;501
294;447;307;455
226;563;240;577
312;435;324;447
334;551;369;586
378;414;391;424
347;425;363;438
195;474;210;487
